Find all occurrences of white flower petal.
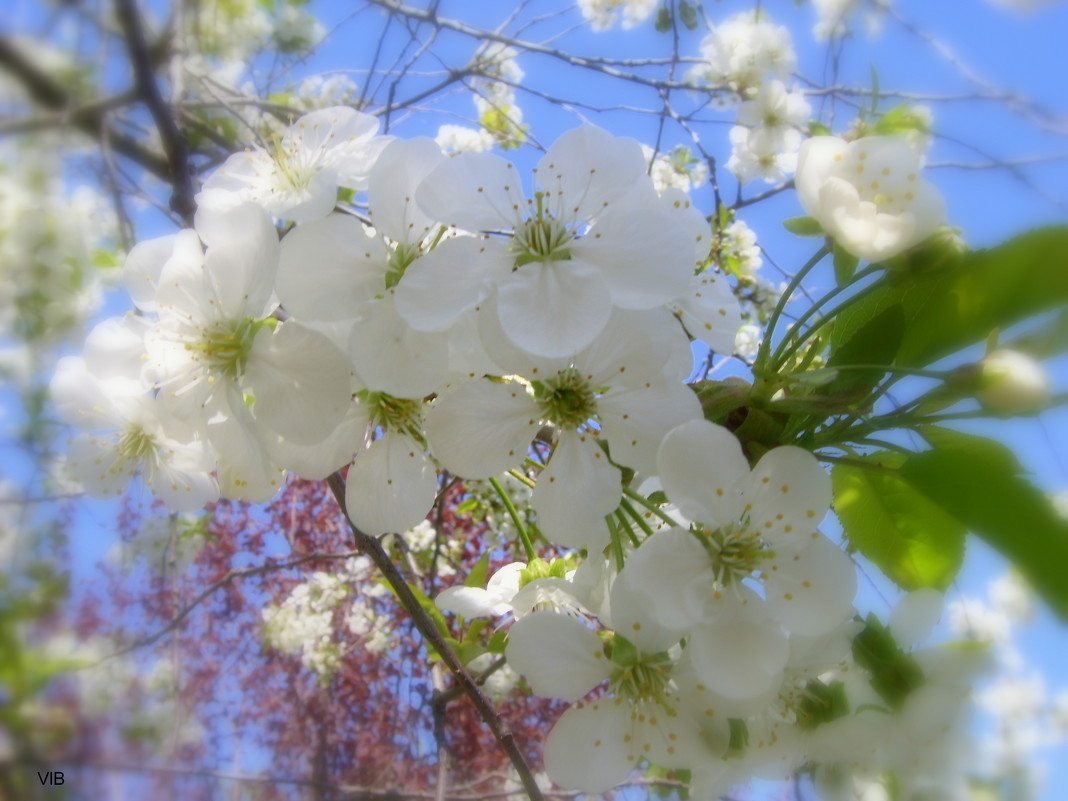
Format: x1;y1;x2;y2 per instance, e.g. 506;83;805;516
572;204;693;309
599;381;701;476
268;399;370;480
424;379;540;479
689;604;789;700
277;214;387;321
657;420;748;528
245;322;353;445
394;236;512;332
67;432;135;499
345;433;436;535
436;586;499;618
889;588;944;649
765;535;857;636
618;528;715;630
795;136;849;217
506;611;610;702
416;152;524;231
368;137;444;245
348;295;450;397
672;271;743;355
497;259;612;358
535;126;648;223
744;445;831;548
195;202;280;320
544;702;635;793
532;433;620;549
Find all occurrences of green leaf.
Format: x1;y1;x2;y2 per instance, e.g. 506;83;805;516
833;227;1068;369
795;679;850;730
487;631;508;654
832;452;966;590
808;121;832;136
905;428;1068;620
679;0;698;29
851;614;924;710
655;5;672;32
783;216;825;237
821;304;905;395
833;240;860;285
464;552;491;588
381;579;451;639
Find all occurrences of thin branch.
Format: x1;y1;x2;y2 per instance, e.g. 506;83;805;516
325;472;545;801
114;0;198;225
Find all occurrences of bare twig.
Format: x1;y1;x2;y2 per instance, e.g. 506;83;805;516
114;0;198;225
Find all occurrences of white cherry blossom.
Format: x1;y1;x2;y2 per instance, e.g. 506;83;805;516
795;135;945;262
198;106;390;223
399;125;694;358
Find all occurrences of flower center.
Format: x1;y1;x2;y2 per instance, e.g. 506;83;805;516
534;368;597;430
384;241;421;290
363;391;424;439
272;135;318;192
186;317;262;379
695;523;771;585
117;423;156;462
510;193;573;267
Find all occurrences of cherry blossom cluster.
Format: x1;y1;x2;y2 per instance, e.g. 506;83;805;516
49;101;956;797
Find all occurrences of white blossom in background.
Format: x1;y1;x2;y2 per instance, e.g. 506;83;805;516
294;73;359;110
733;80;811;168
687;12;796;96
726;124;799;185
263;571;351;678
436;124;495;153
723;219;763;277
578;0;658;30
795;134;945;262
812;0;888;40
0;151;112;347
642;144;709;194
198;106;391;223
735;323;763;359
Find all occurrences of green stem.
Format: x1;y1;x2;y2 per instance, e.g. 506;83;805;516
606;513;625;572
770;265;881;368
621;486;682;529
755;244;829;374
489;476;535;561
620;499;658;541
615;509;642;548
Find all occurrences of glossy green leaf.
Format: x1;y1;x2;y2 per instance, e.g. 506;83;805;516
833;227;1068;369
833;240;860;285
822;304;905;395
464;551;491;588
906;427;1068;620
851;614;924;710
832;452;966;590
783;216;825;237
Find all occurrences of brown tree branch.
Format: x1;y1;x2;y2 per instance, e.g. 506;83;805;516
114;0;198;226
0;36;170;180
324;472;545;801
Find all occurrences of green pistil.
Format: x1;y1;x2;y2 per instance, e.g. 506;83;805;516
384;242;421;290
534;368;597;430
186;317;264;379
511;193;573;268
117;424;156;461
364;391;423;438
611;657;674;705
692;524;771;585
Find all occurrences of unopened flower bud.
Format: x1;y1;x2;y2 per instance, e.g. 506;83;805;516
975;349;1050;414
